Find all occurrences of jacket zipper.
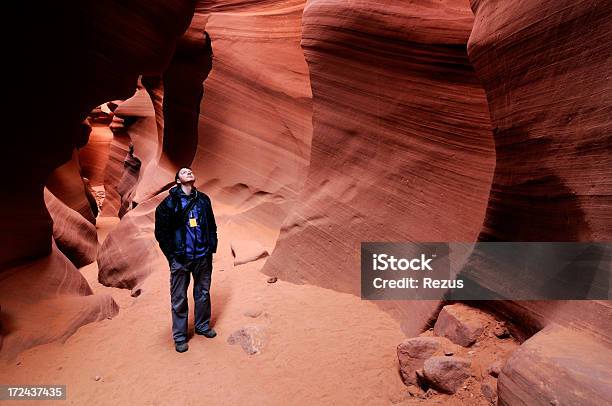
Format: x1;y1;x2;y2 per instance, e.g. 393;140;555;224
191;191;199;259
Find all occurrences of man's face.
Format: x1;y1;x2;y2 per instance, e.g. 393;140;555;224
177;168;195;184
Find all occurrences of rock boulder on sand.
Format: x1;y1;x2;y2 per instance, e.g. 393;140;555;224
486;361;502;378
227;325;267;355
481;375;497;403
497;325;612;405
422;356;471;394
231;240;269;266
433;304;491;347
397;336;459;386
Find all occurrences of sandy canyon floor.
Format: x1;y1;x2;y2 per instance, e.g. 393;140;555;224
0;215;423;405
0;197;502;406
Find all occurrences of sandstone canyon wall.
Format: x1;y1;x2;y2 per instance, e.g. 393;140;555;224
44;189;98;269
1;0;197;358
98;0;313;290
465;0;612;340
46;149;98;224
469;0;611;243
258;0;611;339
261;0;496;335
3;0;196;267
2;0;610;377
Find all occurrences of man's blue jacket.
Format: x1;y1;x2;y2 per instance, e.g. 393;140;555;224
154;185;218;262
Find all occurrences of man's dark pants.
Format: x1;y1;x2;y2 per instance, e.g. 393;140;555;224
169;254;213;343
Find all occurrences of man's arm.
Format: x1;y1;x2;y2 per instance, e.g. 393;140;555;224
206;197;218;253
154;200;176;260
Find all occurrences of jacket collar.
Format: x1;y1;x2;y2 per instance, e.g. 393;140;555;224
169;184;198;198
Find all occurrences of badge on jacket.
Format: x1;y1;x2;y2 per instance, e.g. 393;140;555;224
189;218;198;227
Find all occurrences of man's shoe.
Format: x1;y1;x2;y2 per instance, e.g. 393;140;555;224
175;341;189;353
195;328;217;338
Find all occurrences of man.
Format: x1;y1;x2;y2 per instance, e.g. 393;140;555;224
154;167;218;353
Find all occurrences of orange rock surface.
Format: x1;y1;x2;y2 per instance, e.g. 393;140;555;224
1;3;610;403
262;0;495;335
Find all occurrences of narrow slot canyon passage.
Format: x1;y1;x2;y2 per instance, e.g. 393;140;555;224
3;106;411;403
0;93;513;404
2;0;610;405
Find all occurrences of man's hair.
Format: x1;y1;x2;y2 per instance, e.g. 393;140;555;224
175;167;192;183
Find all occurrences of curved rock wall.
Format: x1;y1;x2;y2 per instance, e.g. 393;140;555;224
2;0;195;268
466;0;612;340
1;0;197;357
101;125;132;217
98;0;313;289
193;0;312;208
45;189;98;268
0;242;118;360
469;0;611;243
130;30;214;205
261;0;495;335
111;84;157;217
46;149;98;224
79;125;114;191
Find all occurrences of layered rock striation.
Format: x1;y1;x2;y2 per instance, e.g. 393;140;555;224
261;0;496;334
1;0;197;357
98;0;313;289
465;0;612;339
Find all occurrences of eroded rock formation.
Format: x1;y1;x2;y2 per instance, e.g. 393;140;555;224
498;324;612;405
3;0;196;267
44;189;98;268
261;0;495;335
101;118;133;217
98;0;313;289
3;5;610;400
46;149;98;224
463;0;612;340
469;0;611;242
0;243;118;360
1;0;197;358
